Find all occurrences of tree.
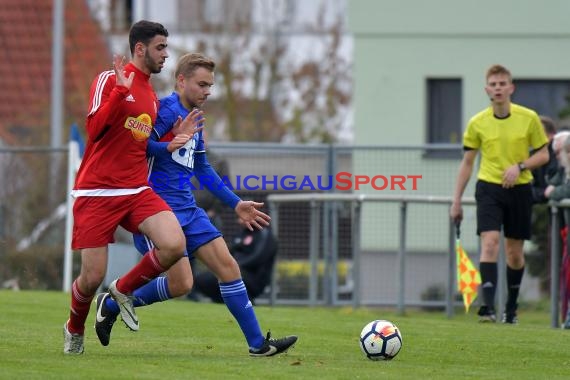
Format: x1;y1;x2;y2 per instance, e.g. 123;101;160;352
150;0;352;143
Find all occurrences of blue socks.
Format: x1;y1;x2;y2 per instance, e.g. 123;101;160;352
220;279;264;349
104;276;265;350
105;276;171;315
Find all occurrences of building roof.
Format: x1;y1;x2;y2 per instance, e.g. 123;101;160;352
0;0;111;145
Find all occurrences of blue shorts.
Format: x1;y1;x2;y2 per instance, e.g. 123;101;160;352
132;206;222;260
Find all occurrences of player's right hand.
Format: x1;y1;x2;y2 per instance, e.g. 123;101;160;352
167;134;191;152
450;201;463;224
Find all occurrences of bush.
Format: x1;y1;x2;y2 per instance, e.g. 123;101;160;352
2;245;76;290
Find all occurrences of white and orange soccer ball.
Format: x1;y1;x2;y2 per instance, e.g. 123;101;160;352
359;320;403;360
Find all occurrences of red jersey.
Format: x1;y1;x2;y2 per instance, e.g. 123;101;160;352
73;63;158;195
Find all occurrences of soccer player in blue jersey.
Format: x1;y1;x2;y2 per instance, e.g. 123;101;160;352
94;52;297;357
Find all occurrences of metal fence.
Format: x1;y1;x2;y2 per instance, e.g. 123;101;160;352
266;193;477;315
0;143;553;322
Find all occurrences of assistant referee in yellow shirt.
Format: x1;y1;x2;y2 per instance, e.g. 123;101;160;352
450;64;549;324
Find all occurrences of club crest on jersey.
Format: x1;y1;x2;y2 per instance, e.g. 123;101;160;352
124;114;152;141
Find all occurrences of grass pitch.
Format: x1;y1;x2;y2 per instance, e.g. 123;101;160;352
1;290;570;380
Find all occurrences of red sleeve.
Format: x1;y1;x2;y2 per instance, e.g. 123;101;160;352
159;131;175;142
85;71;128;141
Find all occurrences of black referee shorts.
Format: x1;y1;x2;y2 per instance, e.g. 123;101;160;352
475;180;533;240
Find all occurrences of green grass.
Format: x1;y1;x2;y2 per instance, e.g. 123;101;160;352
1;291;570;380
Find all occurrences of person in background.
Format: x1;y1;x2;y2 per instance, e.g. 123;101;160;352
528;116;562;317
94;52;298;357
544;132;570;328
450;64;549;324
194;220;278;303
531;116;559;204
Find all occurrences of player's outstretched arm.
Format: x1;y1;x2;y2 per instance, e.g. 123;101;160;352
235;201;271;231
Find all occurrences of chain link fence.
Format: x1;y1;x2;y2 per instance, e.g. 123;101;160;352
0;143;490;311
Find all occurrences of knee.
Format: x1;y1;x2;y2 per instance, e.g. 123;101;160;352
159;232;186;257
169;276;194;297
217;257;241;282
507;252;525;268
77;271;105;295
481;237;500;256
482;239;499;252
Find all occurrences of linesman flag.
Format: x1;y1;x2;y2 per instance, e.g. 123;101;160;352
455;222;481;312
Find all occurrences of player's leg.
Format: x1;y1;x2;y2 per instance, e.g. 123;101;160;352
475;181;503;322
64;246;109;354
195;236;297;356
478;231;500;321
115;208;186;295
503;238;524;323
106;191;186;330
193;269;225;302
194;238;265;344
64;196;120;354
130;233;193;302
94;218;191;347
502;183;532;324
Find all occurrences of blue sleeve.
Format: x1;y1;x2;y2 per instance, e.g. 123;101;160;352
147;140;170;157
193;152;241;209
195;130;205;152
147;104;177;157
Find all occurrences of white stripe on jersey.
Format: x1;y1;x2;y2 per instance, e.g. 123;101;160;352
88;70;114;116
70;186;150;197
147;155;155;181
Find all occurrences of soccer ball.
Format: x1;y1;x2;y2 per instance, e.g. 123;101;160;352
359;320;403;360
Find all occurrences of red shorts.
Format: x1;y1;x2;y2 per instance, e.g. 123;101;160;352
72;189;171;250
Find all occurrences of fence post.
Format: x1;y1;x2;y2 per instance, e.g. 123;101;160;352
550;205;560;328
309;200;320;306
63;141;78;292
324;144;334;305
397;201;407;315
268;200;279;306
352;199;362;308
447;218;455;318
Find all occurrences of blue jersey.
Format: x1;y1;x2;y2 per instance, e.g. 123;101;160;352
133;92;239;256
145;92;240;226
146;92;205;213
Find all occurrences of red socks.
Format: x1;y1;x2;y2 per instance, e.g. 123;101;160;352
67;280;94;335
116;248;166;294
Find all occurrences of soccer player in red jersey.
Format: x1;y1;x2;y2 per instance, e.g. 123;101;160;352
63;20;201;354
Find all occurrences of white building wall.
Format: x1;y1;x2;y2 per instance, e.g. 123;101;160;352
348;0;569;301
349;0;570;145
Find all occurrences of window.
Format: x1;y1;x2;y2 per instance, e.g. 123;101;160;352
426;79;462;158
109;0;133;32
511;80;570;122
177;0;253;32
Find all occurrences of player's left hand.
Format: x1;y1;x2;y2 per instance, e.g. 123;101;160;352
113;54;134;89
502;164;520;188
235;201;271;231
172;108;204;136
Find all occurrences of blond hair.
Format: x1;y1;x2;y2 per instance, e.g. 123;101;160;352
174;53;215;81
486;64;512;82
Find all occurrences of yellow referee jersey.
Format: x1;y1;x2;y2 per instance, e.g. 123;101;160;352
463;103;548;185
